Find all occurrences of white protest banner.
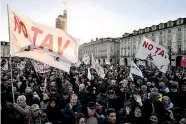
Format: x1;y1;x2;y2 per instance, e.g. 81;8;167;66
1;60;8;71
130;61;143;78
105;60;110;65
31;60;51;73
8;6;79;63
135;37;170;73
13;49;71;72
87;68;91;80
17;61;26;70
74;59;81;67
82;54;90;65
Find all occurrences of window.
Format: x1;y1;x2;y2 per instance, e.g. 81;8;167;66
168;30;171;33
178;27;181;31
160;31;163;35
152;33;155;36
179;20;182;24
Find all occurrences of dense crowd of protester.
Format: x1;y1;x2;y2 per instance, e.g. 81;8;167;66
1;58;186;124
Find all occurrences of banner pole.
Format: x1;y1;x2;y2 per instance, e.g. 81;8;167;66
10;56;15;103
7;4;15;103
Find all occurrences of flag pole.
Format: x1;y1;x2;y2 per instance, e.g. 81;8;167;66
7;4;15;103
10;55;15;103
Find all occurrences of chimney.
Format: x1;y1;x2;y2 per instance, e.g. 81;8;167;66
63;10;67;19
96;38;98;41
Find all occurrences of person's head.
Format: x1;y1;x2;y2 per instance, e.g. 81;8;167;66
50;81;56;87
30;104;40;117
96;100;104;113
179;118;186;124
13;86;17;92
141;85;147;93
43;93;50;101
149;113;159;124
49;100;56;108
67;86;73;95
110;80;116;86
28;75;32;80
87;102;96;117
107;108;117;124
79;84;85;92
170;81;178;92
25;87;33;95
40;83;45;92
134;106;142;117
129;83;135;90
70;94;78;106
62;91;69;100
75;113;86;124
50;87;57;95
149;91;160;102
162;96;170;105
17;95;26;107
30;81;35;87
158;82;165;87
3;81;10;88
147;82;152;87
182;82;186;91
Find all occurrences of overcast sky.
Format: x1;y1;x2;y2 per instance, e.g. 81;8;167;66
1;0;186;44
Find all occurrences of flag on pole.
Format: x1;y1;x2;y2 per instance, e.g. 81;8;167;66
97;66;105;79
105;60;110;65
74;59;81;67
129;72;133;81
87;68;91;80
130;61;143;78
8;6;79;72
135;37;169;73
82;54;90;65
91;52;96;69
1;60;8;71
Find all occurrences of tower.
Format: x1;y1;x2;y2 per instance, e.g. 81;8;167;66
56;0;67;32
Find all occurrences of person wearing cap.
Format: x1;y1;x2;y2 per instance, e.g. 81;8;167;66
28;104;49;124
167;81;180;107
86;102;99;124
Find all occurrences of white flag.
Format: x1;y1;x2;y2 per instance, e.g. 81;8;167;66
82;54;90;65
135;37;169;73
13;50;71;72
8;6;79;63
105;60;110;65
74;59;81;67
97;66;105;79
1;60;8;71
130;61;143;78
129;72;134;81
31;60;51;73
87;68;91;80
91;53;96;69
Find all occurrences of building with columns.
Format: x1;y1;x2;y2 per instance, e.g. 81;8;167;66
79;38;120;65
1;41;10;58
56;10;67;32
119;18;186;66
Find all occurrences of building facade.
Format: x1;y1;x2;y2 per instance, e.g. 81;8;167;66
79;38;120;65
1;41;10;58
56;10;67;32
120;18;186;66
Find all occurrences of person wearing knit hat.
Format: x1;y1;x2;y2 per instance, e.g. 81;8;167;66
29;104;49;124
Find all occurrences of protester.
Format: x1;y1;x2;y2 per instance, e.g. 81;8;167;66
1;58;186;124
